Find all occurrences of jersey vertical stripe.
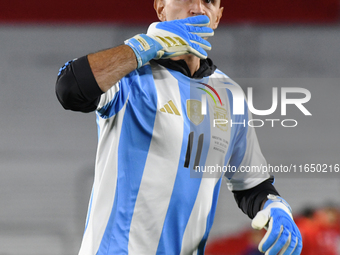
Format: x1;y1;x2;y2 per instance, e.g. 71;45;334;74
98;65;159;254
179;76;231;254
227;110;269;191
196;177;223;255
228;100;249;170
79;101;127;254
154;68;202;254
179;178;222;255
127;65;184;254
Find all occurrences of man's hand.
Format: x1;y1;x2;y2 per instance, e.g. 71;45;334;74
124;15;214;68
251;195;303;255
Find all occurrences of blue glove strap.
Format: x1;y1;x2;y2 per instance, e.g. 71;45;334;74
125;34;162;68
264;195;292;213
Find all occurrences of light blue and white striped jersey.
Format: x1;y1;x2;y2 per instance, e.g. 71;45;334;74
79;61;269;255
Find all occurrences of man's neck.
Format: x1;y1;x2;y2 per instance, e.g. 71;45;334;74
171;55;200;77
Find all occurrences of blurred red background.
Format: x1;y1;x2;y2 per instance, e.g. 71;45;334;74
0;0;339;24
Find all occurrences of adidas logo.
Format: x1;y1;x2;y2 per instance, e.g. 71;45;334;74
160;100;181;116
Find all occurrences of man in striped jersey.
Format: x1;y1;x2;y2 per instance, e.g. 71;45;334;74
55;0;302;254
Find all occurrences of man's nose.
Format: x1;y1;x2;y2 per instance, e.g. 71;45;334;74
190;0;205;16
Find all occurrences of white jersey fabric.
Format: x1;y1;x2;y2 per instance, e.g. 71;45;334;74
78;61;269;255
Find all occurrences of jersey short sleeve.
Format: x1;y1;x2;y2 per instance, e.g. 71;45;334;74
96;70;135;119
97;82;120;112
226;108;270;191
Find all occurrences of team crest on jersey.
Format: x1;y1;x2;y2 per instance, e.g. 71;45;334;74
214;105;228;131
186;100;204;125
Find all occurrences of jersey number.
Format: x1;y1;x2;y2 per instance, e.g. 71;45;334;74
184;132;204;169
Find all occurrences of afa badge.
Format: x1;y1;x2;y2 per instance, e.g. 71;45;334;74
214;105;228;132
186;99;204;126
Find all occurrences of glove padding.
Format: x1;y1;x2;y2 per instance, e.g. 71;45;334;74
125;15;214;68
251;195;303;255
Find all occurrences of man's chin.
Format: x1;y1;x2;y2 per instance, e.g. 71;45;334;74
171;54;199;60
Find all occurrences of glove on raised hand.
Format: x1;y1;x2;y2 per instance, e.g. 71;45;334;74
251;194;303;255
125;15;214;68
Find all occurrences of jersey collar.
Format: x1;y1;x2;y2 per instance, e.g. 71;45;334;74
153;58;217;79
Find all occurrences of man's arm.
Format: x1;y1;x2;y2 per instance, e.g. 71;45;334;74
55;45;137;112
55;16;213;112
89;15;214;92
233;176;279;219
87;45;137;93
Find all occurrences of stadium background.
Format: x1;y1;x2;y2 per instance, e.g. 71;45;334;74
0;0;339;254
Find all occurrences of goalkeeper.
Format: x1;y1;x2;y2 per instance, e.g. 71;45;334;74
55;0;303;254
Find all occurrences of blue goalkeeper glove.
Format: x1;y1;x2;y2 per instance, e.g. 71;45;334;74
251;195;303;255
124;15;214;68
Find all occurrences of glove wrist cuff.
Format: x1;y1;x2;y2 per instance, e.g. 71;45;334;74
124;34;159;68
264;194;293;218
125;42;143;68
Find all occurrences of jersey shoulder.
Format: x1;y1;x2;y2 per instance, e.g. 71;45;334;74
211;68;230;78
210;68;245;92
